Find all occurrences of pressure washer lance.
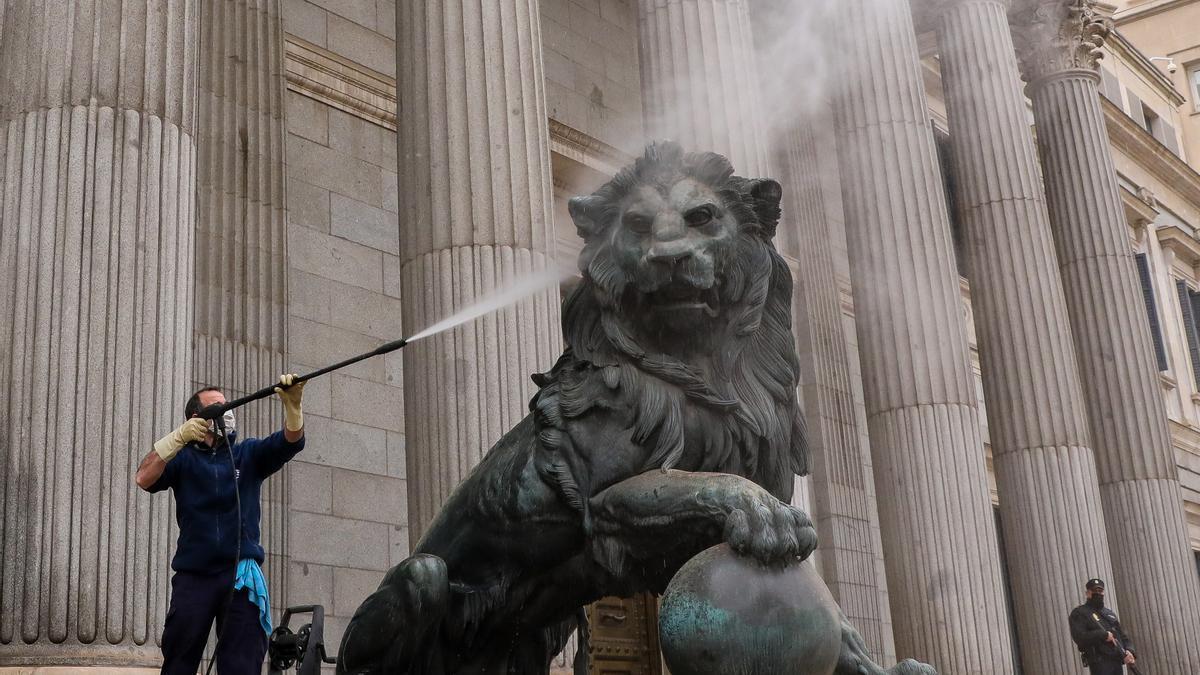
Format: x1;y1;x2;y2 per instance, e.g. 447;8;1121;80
195;337;408;422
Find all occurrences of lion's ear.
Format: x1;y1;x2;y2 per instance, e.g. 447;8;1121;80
568;195;606;239
748;179;783;236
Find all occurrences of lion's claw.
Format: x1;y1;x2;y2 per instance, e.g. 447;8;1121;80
887;660;938;675
724;496;816;565
853;655;937;675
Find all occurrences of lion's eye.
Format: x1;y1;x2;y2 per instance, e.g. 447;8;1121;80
684;208;713;228
624;214;652;233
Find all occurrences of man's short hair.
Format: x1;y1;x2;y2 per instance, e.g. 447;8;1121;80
184;387;223;420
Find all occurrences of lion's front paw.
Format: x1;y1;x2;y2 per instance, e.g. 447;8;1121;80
723;496;817;565
887;660;937;675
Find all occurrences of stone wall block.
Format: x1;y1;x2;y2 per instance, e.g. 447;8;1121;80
288;512;389;571
290;461;334;515
289;561;335;611
332;567;385;617
288;228;384;293
330;192;399;258
330;469;407;524
300;415;388;475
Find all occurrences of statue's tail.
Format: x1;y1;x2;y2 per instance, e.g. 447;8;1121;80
336;554;450;674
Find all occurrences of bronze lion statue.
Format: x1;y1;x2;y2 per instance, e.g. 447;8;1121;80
337;143;935;675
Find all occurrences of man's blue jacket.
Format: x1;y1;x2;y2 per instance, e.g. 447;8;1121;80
149;431;304;573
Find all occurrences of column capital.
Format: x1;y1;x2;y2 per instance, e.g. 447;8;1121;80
1010;0;1112;84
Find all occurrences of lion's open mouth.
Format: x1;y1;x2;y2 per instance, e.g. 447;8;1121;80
641;284;721;318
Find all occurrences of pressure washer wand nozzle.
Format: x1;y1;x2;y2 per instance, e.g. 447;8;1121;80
197;337;409;420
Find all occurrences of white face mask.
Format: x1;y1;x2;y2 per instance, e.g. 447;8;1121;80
222;410;236;435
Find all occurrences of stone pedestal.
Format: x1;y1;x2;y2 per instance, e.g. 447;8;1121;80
829;0;1016;670
0;0;197;665
1013;3;1200;671
935;1;1114;671
396;1;562;540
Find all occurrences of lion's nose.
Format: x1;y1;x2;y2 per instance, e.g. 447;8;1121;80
647;243;693;266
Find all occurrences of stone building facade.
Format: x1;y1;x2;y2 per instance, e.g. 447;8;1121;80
1;0;1199;673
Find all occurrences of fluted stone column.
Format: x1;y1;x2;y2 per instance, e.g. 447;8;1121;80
774;121;892;661
397;1;562;540
830;1;1016;671
194;0;290;618
636;0;768;174
0;0;197;668
935;1;1116;671
1011;2;1200;670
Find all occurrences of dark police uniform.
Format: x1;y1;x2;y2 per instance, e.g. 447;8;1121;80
1069;600;1134;675
148;430;305;674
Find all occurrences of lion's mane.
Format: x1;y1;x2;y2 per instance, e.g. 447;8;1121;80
532;142;809;521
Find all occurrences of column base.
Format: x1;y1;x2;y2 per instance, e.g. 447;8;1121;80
0;642;161;670
0;662;159;667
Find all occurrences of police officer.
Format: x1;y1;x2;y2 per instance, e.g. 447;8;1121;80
1069;578;1136;674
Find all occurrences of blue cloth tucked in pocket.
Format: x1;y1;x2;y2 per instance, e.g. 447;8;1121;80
234;558;272;636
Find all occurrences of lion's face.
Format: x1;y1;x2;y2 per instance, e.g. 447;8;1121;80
557;143;808;497
567;143;784;354
609;177;737;321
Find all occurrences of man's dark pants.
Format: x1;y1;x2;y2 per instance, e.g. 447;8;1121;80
1090;659;1125;675
161;569;268;674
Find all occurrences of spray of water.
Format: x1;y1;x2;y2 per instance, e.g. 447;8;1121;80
623;0;848;161
405;264;575;343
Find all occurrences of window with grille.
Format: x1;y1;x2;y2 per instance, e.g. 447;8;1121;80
1175;280;1200;387
995;508;1023;675
1135;254;1168;371
933;128;967;278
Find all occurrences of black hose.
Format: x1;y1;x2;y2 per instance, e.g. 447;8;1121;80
204;418;241;675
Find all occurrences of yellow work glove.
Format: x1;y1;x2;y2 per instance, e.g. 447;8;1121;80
275;374;305;431
153;417;210;462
